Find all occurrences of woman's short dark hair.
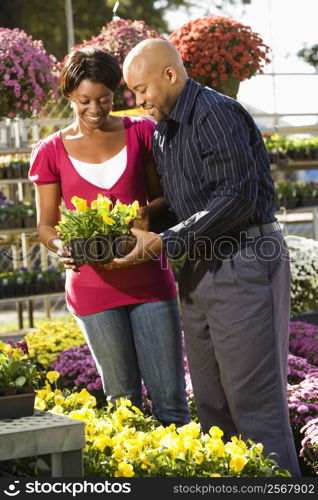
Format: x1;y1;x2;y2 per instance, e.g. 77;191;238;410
60;47;122;97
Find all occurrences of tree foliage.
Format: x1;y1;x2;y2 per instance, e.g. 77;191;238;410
0;0;191;61
298;44;318;70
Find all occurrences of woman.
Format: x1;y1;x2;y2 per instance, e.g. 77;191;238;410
29;47;190;426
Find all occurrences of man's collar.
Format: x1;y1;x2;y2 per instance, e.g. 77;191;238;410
169;78;201;124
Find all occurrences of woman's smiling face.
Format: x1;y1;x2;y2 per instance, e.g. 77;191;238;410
69;79;113;130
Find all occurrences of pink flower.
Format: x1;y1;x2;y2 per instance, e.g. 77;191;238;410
58;19;163;111
297;404;310;414
0;27;58;119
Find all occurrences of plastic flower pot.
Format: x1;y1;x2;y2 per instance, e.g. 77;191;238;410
22;215;37;228
0;283;16;299
19;163;30;178
0;216;23;230
3;165;14;179
300;197;318;207
0;389;35;419
69;235;114;266
113;233;137;258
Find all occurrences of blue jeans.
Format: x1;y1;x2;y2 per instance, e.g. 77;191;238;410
73;297;190;425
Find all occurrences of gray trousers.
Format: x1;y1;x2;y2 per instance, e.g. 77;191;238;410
179;231;300;477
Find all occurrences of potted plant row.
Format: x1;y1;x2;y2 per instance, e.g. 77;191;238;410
55;194;139;266
0;340;40;419
0;198;36;229
0;161;30;180
264;134;318;164
275;180;318;209
0;267;66;299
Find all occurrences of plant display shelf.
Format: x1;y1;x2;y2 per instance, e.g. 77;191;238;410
0;410;85;477
271;160;318;172
0;148;31;155
276;207;318;239
0;178;31;184
0;227;37;235
0;292;65;330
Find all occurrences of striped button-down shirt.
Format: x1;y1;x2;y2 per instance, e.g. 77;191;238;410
153;78;276;256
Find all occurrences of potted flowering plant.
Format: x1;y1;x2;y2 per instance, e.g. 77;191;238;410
274;180;297;209
59;19;162;110
169;16;271;99
55;194;139;266
0;340;40;418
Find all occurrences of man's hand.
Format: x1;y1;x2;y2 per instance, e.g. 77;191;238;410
132;206;150;231
102;227;163;270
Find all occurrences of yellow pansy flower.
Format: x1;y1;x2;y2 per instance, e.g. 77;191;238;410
34;398;47;411
209;426;224;440
178;421;201;438
51;405;64;415
54;395;65;406
46;371;60;384
93;436;112;452
3;344;12;355
229;454;248;473
12;349;22;359
254;443;264;454
102;214;116;225
71;196;88;212
97;194;112;210
131;200;140;217
114;462;135;477
125;216;133;225
194;452;204;464
113;445;126;460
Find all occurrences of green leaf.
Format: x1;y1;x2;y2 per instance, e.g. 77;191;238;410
15;375;27;387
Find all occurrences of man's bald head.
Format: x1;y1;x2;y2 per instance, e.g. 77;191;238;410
123;38;185;78
123;38;188;121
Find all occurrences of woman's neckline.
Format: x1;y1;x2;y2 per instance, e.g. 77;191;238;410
59;115;128;164
68;146;126;166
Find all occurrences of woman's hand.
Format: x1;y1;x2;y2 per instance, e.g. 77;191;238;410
57;246;80;273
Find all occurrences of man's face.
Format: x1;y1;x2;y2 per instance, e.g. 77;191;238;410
125;63;172;122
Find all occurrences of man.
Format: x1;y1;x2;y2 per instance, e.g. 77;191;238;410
112;38;300;476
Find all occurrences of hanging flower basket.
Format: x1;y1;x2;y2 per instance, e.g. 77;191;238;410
169;16;271;99
58;19;163;110
0;28;58;120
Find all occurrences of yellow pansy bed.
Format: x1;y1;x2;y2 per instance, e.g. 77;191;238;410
35;373;290;478
25;319;84;369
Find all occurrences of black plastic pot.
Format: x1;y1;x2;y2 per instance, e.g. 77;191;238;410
0;390;35;419
19;163;30;178
0;283;16;298
23;215;37;228
0;216;23;229
69;235;114;266
113;233;137;258
300;197;318;208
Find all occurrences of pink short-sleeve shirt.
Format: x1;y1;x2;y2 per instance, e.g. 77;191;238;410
29;116;177;315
